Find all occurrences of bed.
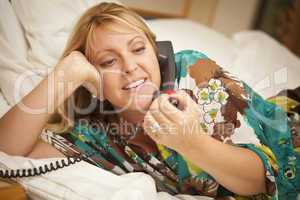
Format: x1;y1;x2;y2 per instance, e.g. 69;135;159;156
0;0;300;199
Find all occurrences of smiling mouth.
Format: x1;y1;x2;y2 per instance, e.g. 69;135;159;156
122;78;147;90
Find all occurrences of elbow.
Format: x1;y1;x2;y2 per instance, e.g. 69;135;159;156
233;176;267;196
0;143;35;157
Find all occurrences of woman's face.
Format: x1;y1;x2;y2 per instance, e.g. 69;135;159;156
91;22;161;113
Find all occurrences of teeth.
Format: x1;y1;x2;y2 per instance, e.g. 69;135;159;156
124;79;145;90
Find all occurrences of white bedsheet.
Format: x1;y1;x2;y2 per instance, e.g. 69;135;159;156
0;152;212;200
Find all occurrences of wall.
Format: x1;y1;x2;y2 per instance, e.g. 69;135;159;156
187;0;260;36
120;0;260;36
211;0;260;36
187;0;218;26
120;0;185;17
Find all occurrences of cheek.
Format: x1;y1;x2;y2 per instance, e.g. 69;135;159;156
102;75;120;100
148;56;161;86
102;73;129;107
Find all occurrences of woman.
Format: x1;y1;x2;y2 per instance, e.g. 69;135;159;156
0;2;299;200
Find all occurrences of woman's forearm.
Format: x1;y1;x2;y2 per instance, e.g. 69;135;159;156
177;135;266;196
0;68;83;156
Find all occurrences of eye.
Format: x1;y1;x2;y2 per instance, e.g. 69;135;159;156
133;46;145;54
100;59;116;67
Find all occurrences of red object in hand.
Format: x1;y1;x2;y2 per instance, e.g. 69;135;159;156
163;89;181;110
162;89;176;95
152;89;181;110
152;89;176;100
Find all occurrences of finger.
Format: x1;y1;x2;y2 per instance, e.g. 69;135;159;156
143;112;163;141
83;68;105;100
156;94;185;123
170;90;199;112
148;94;160;112
169;90;191;107
166;90;202;124
149;94;173;124
150;106;173;133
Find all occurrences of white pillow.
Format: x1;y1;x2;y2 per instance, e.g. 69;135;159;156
0;0;28;62
0;151;213;200
230;31;300;98
11;0;121;70
147;19;237;69
0;0;37;105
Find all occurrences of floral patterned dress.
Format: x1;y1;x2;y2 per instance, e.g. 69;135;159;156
41;50;300;200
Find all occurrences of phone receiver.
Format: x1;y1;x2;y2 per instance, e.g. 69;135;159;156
154;41;181;110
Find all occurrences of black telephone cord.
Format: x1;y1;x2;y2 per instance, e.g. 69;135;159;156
0;157;82;178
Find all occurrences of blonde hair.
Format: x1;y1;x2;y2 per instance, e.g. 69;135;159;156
46;2;157;133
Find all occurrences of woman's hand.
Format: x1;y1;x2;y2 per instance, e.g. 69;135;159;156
143;91;267;195
54;51;103;99
0;51;104;156
143;90;206;152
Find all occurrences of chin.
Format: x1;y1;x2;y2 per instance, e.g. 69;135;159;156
118;78;159;113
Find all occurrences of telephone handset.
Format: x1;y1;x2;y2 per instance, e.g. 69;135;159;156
155;41;181;109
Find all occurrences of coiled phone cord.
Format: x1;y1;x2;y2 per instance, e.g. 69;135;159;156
0;156;82;178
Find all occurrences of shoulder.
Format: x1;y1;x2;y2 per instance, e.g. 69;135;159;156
174;50;220;84
174;50;210;81
174;50;208;67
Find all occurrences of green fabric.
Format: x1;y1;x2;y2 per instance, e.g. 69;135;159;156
44;50;300;199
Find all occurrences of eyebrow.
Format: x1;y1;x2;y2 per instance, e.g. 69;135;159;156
95;35;145;55
128;35;145;45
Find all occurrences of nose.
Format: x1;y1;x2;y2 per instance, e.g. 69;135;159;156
123;64;138;74
122;58;138;74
